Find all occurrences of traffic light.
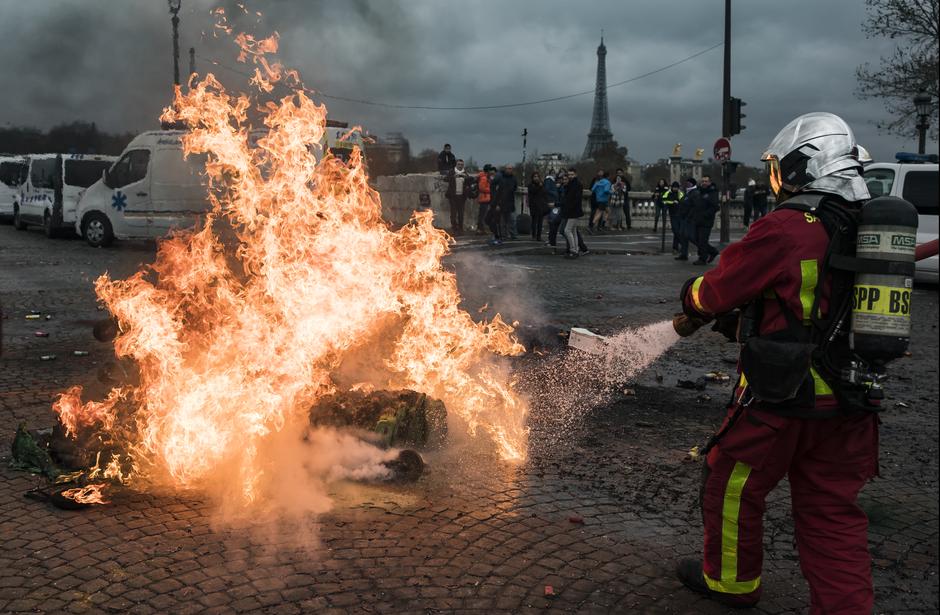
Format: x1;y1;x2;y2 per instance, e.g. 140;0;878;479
730;97;746;136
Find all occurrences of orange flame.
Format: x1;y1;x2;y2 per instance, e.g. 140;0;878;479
53;30;528;506
60;483;110;505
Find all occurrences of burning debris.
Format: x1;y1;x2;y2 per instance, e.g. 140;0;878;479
37;27;528;511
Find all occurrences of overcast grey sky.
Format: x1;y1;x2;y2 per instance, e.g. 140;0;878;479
1;0;936;165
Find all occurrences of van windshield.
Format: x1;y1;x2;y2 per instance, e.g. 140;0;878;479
65;159;112;188
901;170;938;216
0;161;26;187
863;167;894;198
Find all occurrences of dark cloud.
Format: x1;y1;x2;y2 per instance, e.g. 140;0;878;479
1;0;935;164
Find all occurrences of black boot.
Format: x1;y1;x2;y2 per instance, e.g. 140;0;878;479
675;559;759;609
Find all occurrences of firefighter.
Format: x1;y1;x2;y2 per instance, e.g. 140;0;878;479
673;112;878;613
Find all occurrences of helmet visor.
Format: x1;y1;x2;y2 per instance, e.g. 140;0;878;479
767;158;783;196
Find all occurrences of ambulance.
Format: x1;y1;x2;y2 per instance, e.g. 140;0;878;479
0;156;27;223
13;154;116;237
74;131;208;247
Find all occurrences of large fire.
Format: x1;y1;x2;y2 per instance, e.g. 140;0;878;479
52;30;528;506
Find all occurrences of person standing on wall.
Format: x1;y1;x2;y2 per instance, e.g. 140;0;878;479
437;144;456;175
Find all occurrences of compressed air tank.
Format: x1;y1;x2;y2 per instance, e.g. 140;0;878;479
850;196;919;364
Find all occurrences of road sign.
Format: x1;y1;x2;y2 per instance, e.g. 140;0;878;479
713;137;732;162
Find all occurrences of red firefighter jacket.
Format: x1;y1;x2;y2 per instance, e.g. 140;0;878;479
683;206;838;409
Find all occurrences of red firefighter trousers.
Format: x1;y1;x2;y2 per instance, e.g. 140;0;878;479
701;406;878;614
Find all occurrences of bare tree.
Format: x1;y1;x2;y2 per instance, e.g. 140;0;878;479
855;0;939;138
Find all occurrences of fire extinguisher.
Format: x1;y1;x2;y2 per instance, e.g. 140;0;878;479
850;195;919;365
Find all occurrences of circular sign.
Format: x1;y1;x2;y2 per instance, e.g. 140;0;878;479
713;137;732;162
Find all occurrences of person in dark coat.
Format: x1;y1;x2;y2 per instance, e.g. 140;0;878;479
676;177;699;261
692;175;721;264
754;181;769;219
492;165;518;240
527;171;548;241
436;144;456;174
743;179;756;228
561;169;588;258
651;178;669;232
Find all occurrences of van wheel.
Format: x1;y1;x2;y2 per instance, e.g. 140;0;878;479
44;213;59;238
83;213;114;248
13;207;27;231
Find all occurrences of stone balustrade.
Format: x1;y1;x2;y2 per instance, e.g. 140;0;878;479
373;174;771;235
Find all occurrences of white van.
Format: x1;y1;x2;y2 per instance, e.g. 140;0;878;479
0;156;27;223
14;154;117;237
75;131;209;247
864;157;938;284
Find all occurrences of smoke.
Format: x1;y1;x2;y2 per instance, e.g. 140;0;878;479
450;250;549;328
208;420;399;528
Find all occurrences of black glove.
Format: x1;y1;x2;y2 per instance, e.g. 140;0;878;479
711;311;740;343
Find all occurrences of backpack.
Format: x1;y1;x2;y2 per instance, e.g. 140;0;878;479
465;177;480;200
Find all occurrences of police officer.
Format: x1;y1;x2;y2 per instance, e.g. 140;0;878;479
673;113;877;613
661;181;684;254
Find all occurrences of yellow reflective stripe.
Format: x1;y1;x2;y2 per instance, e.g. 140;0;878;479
811;366;833;396
739;372;747;388
718;461;753;591
799;259;818;323
704;572;761;594
691;276;707;313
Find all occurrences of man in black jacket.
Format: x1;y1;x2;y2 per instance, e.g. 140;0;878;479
692;175;720;264
675;177;698;261
561;169;588;258
437;144;456;174
493;165;518;240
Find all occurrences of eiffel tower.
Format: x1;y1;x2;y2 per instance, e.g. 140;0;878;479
582;35;616;160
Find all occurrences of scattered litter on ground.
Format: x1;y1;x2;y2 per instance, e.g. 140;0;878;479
34;331;49;338
72;351;89;357
45;315;52;321
40;354;57;361
677;378;707;391
622;388;636;397
568;327;608;355
686;446;701;461
25;314;41;320
696;394;712;403
544;585;556;598
895;401;910;408
704;371;731;383
568;515;584;525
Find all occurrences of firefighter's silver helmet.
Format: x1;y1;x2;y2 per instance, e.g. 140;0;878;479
761;112;870;202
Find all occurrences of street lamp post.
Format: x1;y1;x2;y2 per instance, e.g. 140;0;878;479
168;0;182;87
914;89;931;155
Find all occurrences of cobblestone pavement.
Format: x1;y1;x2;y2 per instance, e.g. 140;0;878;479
1;225;937;614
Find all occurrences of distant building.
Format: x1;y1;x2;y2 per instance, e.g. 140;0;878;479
536;152;571;176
